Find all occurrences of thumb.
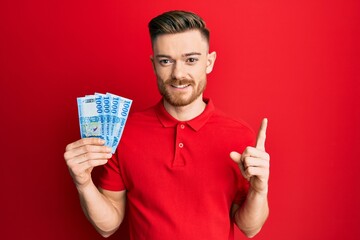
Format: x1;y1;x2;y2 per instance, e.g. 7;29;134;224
230;151;242;164
230;151;249;181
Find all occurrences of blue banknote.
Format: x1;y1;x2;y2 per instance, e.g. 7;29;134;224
77;92;132;153
106;93;132;151
77;95;104;139
95;93;112;147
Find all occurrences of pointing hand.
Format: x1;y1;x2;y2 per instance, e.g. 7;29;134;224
230;118;270;195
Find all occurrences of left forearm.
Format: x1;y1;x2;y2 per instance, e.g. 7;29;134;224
231;118;270;237
234;188;269;238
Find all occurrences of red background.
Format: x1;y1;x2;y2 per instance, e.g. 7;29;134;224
1;0;359;239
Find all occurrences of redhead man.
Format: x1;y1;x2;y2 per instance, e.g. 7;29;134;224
64;10;270;240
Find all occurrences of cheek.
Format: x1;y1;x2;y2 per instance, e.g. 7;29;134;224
192;65;207;79
196;61;208;73
155;66;171;80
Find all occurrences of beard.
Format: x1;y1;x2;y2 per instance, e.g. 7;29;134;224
157;78;207;107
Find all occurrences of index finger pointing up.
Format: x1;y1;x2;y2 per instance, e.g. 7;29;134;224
255;118;268;151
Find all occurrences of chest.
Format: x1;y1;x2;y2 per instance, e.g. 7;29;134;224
118;123;246;202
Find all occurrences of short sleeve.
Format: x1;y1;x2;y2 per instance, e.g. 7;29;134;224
234;175;250;206
97;152;126;191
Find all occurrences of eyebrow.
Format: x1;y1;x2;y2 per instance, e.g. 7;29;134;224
155;52;202;58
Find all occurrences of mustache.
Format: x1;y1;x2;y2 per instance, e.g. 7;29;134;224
165;79;194;86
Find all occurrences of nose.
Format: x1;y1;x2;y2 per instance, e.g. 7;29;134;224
171;62;186;80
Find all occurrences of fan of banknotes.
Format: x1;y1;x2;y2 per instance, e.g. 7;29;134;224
77;92;132;153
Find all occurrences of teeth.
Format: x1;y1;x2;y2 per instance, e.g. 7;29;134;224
171;84;190;89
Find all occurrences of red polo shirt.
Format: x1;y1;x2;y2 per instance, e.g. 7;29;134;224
98;99;255;240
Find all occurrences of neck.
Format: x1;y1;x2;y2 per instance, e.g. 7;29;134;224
163;96;206;121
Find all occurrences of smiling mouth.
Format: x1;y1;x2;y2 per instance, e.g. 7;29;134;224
170;84;191;89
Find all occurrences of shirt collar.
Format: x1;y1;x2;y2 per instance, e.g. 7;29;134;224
155;98;215;131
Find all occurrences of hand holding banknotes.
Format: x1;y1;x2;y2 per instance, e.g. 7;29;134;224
64;138;112;189
64;92;132;189
76;93;132;153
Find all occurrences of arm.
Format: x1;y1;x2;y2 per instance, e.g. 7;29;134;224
64;138;126;237
230;118;270;238
231;188;269;238
79;185;126;237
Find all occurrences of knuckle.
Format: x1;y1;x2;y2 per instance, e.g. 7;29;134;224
83;144;91;152
99;146;106;153
87;160;95;167
65;143;71;152
82;152;90;161
245;168;252;177
264;160;270;168
65;161;72;169
243;157;251;167
63;151;69;160
245;146;255;155
262;162;269;170
79;138;87;145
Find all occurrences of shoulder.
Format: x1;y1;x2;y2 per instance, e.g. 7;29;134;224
128;104;157;121
212;108;254;133
204;99;254;135
206;107;256;145
123;104;160;131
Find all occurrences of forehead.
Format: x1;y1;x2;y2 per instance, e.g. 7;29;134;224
152;30;209;55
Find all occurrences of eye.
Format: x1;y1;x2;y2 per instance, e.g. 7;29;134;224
186;58;198;64
159;59;173;66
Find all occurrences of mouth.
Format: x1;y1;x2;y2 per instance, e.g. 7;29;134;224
170;84;191;89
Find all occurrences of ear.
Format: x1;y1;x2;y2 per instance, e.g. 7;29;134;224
206;51;217;74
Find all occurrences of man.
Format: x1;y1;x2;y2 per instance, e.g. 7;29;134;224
64;10;270;239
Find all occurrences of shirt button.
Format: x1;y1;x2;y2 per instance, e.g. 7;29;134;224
180;124;185;129
179;143;184;148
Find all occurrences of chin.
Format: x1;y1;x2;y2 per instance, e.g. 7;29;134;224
164;93;203;107
159;83;205;107
165;98;192;107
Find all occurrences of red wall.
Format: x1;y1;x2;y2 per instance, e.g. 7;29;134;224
1;0;359;239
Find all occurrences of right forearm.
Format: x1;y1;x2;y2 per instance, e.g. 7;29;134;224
77;182;123;237
64;138;123;237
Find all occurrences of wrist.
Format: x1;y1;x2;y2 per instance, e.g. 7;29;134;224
248;185;268;198
76;179;95;194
